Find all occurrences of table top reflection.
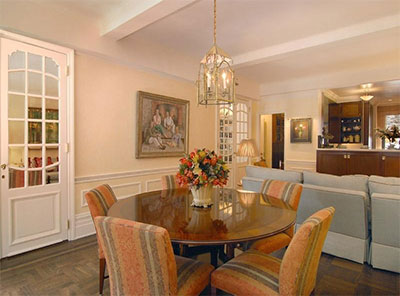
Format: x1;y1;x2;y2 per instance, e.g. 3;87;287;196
107;188;296;245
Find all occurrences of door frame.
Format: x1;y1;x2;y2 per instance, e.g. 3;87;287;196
214;95;252;187
0;30;75;257
257;111;287;169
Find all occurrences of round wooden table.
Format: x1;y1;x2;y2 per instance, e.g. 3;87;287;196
107;188;296;266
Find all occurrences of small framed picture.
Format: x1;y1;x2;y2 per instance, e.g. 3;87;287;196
290;118;312;143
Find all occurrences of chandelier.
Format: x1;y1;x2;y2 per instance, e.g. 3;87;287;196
360;83;374;101
197;0;235;105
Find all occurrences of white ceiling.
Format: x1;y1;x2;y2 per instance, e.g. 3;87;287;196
1;0;399;90
329;79;400;106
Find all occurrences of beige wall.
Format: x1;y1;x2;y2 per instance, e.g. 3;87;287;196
74;53;216;214
259;90;321;171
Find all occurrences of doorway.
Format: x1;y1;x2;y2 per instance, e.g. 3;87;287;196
0;37;72;257
260;113;285;169
217;99;251;187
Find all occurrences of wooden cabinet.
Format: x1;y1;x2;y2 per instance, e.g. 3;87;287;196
381;153;400;177
328;104;341;144
347;152;380;176
328;101;367;144
341;102;362;118
317;151;347;175
317;150;400;177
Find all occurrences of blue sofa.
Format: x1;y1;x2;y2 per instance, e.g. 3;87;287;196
242;166;399;272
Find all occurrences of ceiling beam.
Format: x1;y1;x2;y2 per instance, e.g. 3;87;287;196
232;14;400;69
101;0;198;40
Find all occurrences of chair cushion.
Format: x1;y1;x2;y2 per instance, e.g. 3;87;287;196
211;249;280;296
303;171;369;193
246;166;303;183
369;175;400;195
175;256;214;296
250;232;292;254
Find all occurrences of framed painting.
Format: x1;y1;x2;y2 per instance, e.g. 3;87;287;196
136;91;189;158
290;118;312;143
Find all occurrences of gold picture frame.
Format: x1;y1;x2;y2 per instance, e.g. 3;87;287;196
290;118;312;143
136;91;189;158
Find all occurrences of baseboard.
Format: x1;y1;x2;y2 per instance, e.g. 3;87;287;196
74;212;95;240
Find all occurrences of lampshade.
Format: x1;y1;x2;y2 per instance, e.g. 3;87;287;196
237;139;259;157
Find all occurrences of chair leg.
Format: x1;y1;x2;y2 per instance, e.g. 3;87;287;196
99;258;106;295
211;285;217;296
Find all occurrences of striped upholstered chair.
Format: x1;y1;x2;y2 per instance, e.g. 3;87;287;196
94;216;214;296
85;184;117;295
211;207;335;296
161;174;189;190
249;179;303;254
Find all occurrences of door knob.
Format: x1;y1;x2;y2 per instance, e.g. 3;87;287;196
1;164;6;170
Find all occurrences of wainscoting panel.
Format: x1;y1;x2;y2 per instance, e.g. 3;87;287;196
74;167;177;239
145;179;162;192
285;159;316;172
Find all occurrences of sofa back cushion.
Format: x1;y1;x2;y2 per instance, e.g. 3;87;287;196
245;166;302;183
303;171;369;193
369;175;400;195
371;193;400;248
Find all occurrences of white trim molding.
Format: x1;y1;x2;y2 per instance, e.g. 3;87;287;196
285;159;316;172
81;181;142;208
75;166;177;184
74;212;95;240
145;178;162;192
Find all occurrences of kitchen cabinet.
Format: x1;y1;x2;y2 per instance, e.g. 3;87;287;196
341;102;362;118
328;101;369;144
328;104;341;144
317;149;400;177
381;153;400;177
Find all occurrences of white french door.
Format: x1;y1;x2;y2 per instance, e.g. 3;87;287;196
0;38;68;257
217;99;251;188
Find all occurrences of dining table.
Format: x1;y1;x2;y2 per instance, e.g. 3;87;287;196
107;187;296;267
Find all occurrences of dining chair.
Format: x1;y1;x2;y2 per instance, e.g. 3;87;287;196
161;174;186;190
94;216;214;296
85;184;117;295
211;207;335;296
249;179;303;254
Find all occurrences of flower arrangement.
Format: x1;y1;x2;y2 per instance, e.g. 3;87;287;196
376;125;400;143
176;148;229;190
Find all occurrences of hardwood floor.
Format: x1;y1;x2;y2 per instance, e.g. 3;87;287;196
0;235;399;295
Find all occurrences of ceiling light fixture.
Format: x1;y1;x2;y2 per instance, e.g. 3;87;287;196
197;0;235;106
360;83;374;101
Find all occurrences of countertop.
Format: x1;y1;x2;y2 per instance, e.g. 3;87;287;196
317;148;400;153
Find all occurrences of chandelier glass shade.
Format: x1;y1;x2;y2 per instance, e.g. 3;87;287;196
197;0;235;105
360;83;374;101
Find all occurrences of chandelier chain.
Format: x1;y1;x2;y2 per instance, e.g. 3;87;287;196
214;0;217;45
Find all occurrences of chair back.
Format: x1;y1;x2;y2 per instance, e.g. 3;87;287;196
260;179;303;210
161;174;181;190
94;216;178;296
85;184;117;218
279;207;335;296
85;184;117;258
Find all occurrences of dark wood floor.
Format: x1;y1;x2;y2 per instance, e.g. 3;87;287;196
0;235;398;295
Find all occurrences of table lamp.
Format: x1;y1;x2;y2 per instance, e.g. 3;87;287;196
237;139;259;165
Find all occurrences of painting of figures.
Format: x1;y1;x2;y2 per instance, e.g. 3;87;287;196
136;91;189;158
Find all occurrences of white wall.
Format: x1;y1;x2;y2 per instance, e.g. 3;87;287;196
258;90;321;171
